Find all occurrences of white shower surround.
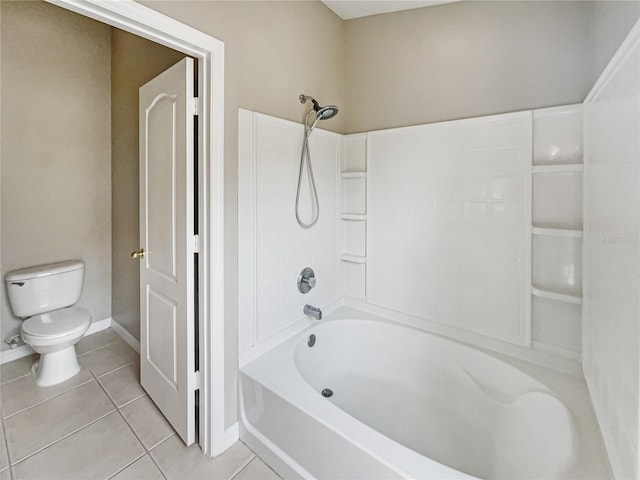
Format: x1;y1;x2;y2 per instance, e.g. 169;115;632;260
583;19;640;480
238;110;343;355
366;112;532;346
239;106;583;374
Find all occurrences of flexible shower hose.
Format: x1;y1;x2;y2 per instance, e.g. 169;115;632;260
295;109;321;229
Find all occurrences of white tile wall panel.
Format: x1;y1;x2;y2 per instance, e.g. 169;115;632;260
532;235;583;296
532;296;582;353
367;112;532;346
532;172;583;229
342;262;366;300
583;20;640;480
342;220;366;257
342;134;367;172
341;177;367;215
239;110;341;350
533;105;583;165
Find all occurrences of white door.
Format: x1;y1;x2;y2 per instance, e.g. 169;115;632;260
138;58;197;445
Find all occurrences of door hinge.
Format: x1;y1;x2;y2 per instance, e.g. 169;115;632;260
193;97;199;116
193;234;199;254
193;370;201;390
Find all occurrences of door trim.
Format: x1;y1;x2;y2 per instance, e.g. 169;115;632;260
46;0;227;457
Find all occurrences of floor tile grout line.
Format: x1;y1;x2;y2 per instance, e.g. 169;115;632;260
228;450;256;480
0;354;37;385
91;370;169;480
0;368;33;387
3;337;132;417
94;360;137;379
104;451;148;480
9;408;116;467
115;392;147;409
228;454;257;480
145;434;177;480
0;410;15;480
2;376;95;421
77;336;123;358
0;367;34;387
0;376;27;388
93;364;145;409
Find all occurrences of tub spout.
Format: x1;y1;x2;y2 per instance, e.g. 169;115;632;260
303;304;322;320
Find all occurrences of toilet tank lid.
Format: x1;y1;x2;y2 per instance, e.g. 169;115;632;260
5;260;84;282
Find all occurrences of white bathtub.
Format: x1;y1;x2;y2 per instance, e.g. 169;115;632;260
239;307;610;479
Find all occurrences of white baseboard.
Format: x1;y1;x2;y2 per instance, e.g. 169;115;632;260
1;316;113;365
223;423;240;450
0;344;35;365
85;317;112;336
110;319;140;353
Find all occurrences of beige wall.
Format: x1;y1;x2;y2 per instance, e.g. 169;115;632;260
344;1;596;133
1;1;112;346
111;30;185;340
140;0;346;429
591;0;640;80
139;0;640;431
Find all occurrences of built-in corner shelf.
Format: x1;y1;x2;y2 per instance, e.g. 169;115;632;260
531;286;583;305
340;171;367;178
532;340;581;362
341;254;366;264
532;226;583;238
532;164;583;173
341;213;366;221
530;105;584;359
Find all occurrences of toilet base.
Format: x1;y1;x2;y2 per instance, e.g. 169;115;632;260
32;345;82;387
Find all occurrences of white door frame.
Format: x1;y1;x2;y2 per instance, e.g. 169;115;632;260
46;0;227;457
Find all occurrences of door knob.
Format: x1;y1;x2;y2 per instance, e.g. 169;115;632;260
131;249;145;259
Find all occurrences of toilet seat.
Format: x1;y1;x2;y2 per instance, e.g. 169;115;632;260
22;307;91;339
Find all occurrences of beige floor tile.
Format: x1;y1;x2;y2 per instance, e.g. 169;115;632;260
80;340;138;377
0;421;9;471
120;395;175;450
151;437;254;480
2;367;93;418
76;328;120;356
5;380;115;463
0;355;38;385
12;412;145;480
111;454;164;480
0;468;10;480
233;457;280;480
98;363;145;407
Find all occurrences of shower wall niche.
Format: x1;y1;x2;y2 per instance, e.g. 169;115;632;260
531;105;583;361
340;134;367;300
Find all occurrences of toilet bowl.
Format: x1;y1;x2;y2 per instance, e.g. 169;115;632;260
5;260;92;387
21;307;91;386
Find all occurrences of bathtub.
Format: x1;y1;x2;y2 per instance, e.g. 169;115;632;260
239;307;609;479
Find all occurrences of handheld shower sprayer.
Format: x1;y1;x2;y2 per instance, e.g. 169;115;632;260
295;94;339;229
299;94;339;129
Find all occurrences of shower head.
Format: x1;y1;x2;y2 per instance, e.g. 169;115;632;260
316;105;339;120
299;94;339;121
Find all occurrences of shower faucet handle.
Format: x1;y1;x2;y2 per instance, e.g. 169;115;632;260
298;267;316;294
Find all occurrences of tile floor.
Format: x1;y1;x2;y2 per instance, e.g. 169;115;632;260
0;329;280;480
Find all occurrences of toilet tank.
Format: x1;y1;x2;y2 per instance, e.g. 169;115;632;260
5;260;85;318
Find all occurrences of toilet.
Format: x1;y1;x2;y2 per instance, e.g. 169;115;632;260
5;260;91;386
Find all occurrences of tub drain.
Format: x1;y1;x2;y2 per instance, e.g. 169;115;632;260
321;388;333;398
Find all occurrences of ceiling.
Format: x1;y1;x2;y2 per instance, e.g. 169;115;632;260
321;0;460;20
